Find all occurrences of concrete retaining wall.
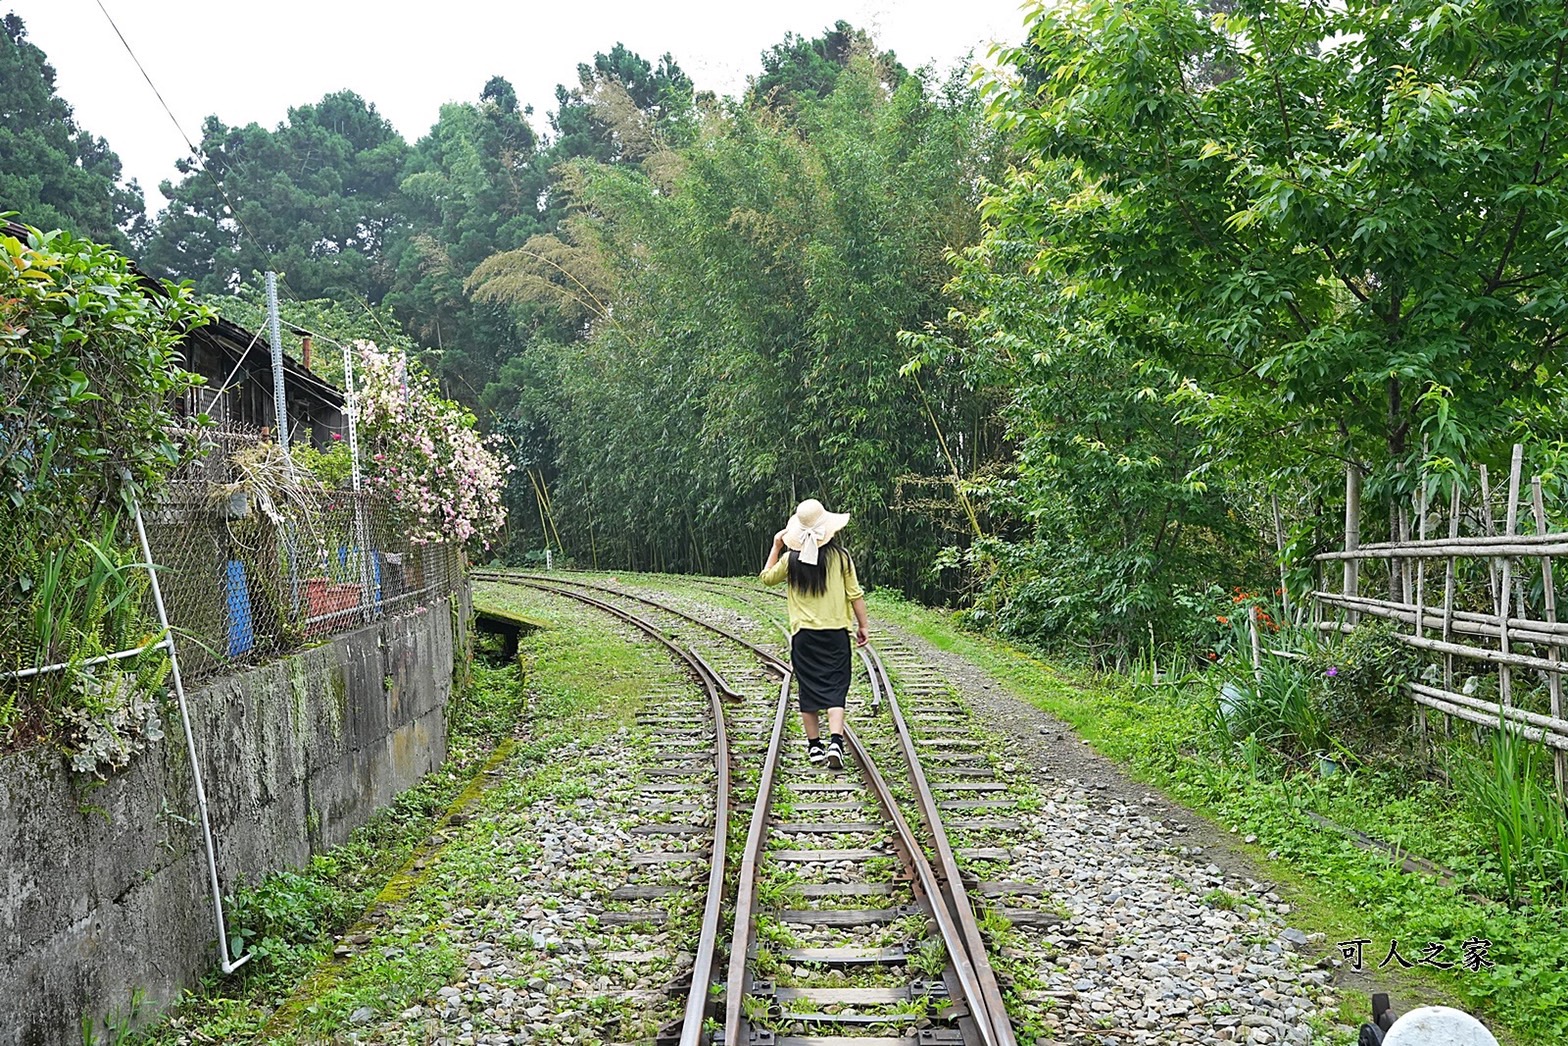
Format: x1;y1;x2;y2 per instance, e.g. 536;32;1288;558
0;597;459;1045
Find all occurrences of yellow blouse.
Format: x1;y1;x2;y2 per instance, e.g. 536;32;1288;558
759;551;865;634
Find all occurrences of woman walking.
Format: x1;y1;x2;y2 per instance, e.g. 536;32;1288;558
759;498;870;769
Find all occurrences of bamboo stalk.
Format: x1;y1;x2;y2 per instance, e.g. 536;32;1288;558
1533;476;1565;796
1316;623;1568;673
1442;482;1461;700
1312;591;1568;645
1344;464;1361;623
1499;445;1524;707
1272;494;1294;626
1318;530;1568;555
1414;485;1428;751
1248;604;1264;680
1316;538;1568;560
1481;464;1500;611
1408;682;1568;737
1408;686;1568;751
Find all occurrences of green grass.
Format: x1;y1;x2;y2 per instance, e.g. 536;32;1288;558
136;583;672;1044
866;591;1567;1046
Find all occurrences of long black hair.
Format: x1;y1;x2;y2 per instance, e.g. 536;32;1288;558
786;537;852;597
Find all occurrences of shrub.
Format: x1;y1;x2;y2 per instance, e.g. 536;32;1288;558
1;223;210;749
1304;619;1415;751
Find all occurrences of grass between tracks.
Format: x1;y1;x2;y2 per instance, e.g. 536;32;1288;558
866;591;1565;1046
129;583;657;1045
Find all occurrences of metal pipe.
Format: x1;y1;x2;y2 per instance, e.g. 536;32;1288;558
2;636;168;681
128;477;250;975
342;344;376;622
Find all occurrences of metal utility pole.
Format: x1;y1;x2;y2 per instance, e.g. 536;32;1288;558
265;271;290;455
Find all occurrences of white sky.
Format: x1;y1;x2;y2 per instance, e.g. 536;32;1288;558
11;0;1031;217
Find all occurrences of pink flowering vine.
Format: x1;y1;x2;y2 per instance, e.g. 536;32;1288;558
352;341;510;546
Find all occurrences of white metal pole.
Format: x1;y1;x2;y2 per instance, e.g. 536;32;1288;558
265;272;302;620
343;345;375;620
265;272;289;456
127;476;250;975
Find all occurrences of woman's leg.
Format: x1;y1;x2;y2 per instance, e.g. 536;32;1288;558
826;707;845;737
802;710;820;740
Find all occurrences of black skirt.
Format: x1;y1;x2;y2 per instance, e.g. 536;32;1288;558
792;627;851;712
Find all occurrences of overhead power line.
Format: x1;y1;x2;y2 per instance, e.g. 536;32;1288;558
92;0;302;304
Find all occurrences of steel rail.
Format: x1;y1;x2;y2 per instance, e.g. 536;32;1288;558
491;577;732;1046
865;643;1018;1045
842;723;999;1046
722;669;794;1046
482;571;1013;1043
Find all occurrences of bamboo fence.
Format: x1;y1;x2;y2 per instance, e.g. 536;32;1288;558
1307;444;1567;790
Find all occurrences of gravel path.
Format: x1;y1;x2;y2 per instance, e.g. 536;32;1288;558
873;626;1363;1045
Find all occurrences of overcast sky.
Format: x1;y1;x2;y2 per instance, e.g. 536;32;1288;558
12;0;1031;217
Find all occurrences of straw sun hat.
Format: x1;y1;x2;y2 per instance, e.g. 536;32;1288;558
782;498;850;566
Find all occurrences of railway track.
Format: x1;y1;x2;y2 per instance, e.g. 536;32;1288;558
473;570;1037;1046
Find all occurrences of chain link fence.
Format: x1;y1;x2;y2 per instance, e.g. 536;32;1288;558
3;425;463;720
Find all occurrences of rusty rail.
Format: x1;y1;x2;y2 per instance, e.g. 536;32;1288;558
865;643;1018;1045
474;570;1017;1043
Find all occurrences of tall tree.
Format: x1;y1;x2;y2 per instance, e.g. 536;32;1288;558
990;0;1568;496
384;77;552;410
544;45;697;189
750;20;907;113
142;90;407;300
0;13;145;248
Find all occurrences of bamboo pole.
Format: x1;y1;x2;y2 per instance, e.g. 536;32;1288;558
1480;464;1500;611
1344;464;1361;623
1442;482;1461;692
1272;494;1295;626
1408;685;1568;750
1498;445;1524;707
1414;485;1428;751
1442;480;1461;737
1248;604;1264;681
1316;537;1568;560
1311;591;1568;645
1396;498;1411;605
1533;476;1565;796
1408;682;1568;737
1315;624;1568;674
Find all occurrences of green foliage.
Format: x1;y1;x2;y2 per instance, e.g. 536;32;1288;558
927;0;1568;659
225;869;347;969
142;91;409;301
1450;725;1568;905
1;224;205;744
290;439;352;489
0;14;145;249
991;0;1568;483
1212;658;1332;762
1304;621;1417;750
750;20;907;113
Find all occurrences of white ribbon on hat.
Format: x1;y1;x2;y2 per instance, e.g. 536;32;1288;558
798;524;827;566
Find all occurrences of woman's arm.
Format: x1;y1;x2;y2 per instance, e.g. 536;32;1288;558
852;597;870;647
763;530;785;571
